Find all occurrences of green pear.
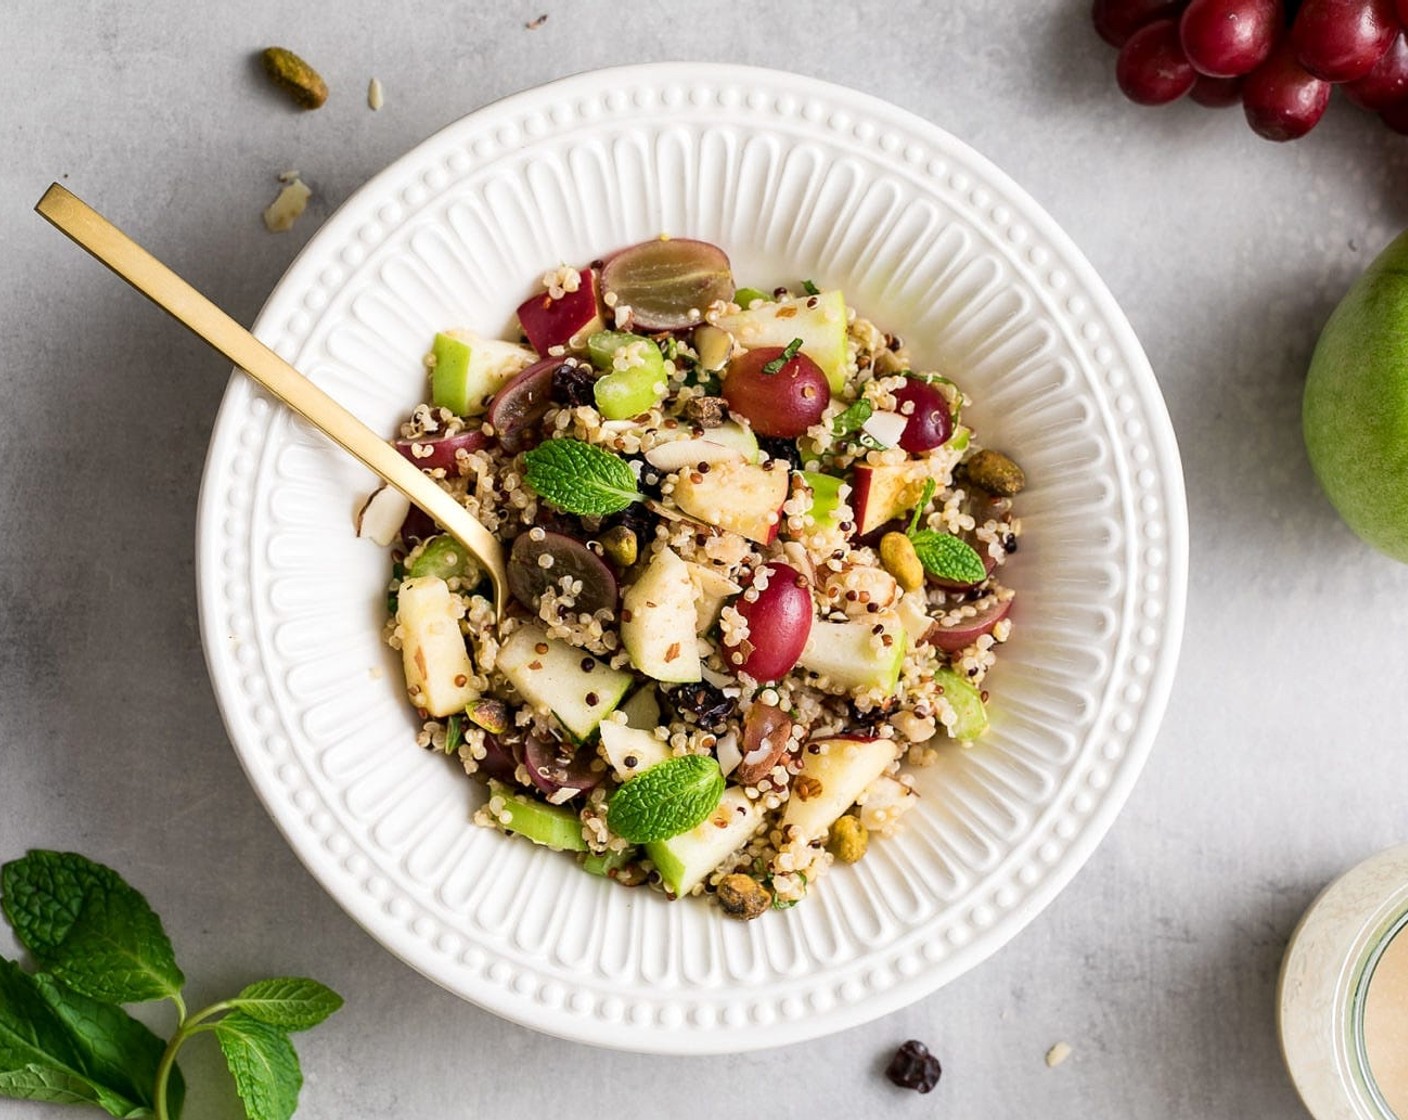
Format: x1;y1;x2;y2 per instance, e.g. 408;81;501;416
1303;230;1408;562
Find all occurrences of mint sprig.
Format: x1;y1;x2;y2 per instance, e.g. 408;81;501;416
908;531;988;585
0;850;341;1120
907;478;936;537
905;477;986;583
801;279;820;296
606;756;724;844
761;337;803;376
522;438;642;517
831;398;873;439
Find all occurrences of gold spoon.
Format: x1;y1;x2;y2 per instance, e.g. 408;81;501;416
35;183;509;617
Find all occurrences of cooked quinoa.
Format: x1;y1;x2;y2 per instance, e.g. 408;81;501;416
370;239;1024;917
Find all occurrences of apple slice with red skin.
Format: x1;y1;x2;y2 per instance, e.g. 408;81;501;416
516;268;604;355
393;429;490;473
926;595;1012;653
850;463;926;538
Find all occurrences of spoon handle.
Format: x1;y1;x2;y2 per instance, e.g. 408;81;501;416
35;183;508;615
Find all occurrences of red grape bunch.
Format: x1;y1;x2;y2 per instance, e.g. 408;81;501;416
1093;0;1408;139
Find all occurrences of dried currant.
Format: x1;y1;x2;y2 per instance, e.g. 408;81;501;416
885;1039;942;1093
755;434;803;470
549;360;598;408
667;681;737;732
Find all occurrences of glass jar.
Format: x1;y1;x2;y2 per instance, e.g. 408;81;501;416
1280;846;1408;1120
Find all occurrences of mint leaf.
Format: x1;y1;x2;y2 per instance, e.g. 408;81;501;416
909;530;987;585
231;978;343;1032
0;1067;105;1109
761;338;803;376
801;279;820;296
1;851;184;1003
607;756;724;843
907;478;937;537
31;971;182;1118
215;1012;302;1120
0;957;169;1118
522;439;641;517
831;399;872;438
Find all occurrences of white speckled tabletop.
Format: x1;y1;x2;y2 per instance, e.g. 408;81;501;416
4;2;1408;1117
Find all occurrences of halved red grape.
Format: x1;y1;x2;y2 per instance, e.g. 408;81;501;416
475;733;523;785
1190;73;1246;105
486;357;560;452
927;596;1014;654
1291;0;1397;81
516;268;603;355
1117;19;1199;104
393;428;490;473
732;702;796;786
600;239;734;331
722;347;831;439
724;563;813;683
1399;0;1408;24
1243;39;1331;139
893;378;953;453
1343;32;1408;110
1179;0;1281;77
523;735;605;799
508;530;618;616
1093;0;1187;47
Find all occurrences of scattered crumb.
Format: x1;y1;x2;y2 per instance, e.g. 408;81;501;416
369;666;385;680
525;13;548;28
263;175;311;233
368;77;384;111
1045;1041;1072;1069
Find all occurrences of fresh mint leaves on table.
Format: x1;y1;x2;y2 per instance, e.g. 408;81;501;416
0;850;342;1120
522;437;642;517
905;478;988;585
606;755;725;844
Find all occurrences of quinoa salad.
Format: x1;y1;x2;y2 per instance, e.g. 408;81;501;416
356;238;1026;919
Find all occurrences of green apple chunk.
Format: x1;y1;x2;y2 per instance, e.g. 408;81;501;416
713;289;849;393
586;330;668;420
618;686;662;731
395;576;478;717
671;459;791;544
801;470;847;531
621;546;701;682
934;667;989;741
797;611;907;697
497;624;632;739
781;736;900;846
431;330;536;418
597;718;672;781
485;780;587;852
700;418;761;463
646;788;763;898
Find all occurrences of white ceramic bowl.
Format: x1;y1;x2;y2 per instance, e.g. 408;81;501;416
197;63;1187;1054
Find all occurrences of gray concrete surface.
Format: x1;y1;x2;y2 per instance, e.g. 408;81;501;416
5;2;1408;1117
